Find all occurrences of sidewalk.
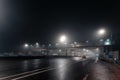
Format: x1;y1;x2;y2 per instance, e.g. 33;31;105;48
87;61;120;80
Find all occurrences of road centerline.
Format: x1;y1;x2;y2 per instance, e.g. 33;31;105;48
0;66;52;80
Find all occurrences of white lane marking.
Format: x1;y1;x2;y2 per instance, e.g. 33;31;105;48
12;68;56;80
0;59;83;80
12;61;82;80
83;74;88;80
0;66;52;80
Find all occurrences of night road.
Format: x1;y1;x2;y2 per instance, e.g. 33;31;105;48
0;57;94;80
1;0;120;80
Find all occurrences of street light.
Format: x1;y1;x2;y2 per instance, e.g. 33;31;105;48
24;43;29;48
98;29;106;35
97;28;113;45
83;48;86;51
104;39;111;45
35;42;39;48
23;43;29;56
59;35;68;56
59;35;67;43
96;28;107;45
48;44;52;47
35;42;39;46
96;48;99;51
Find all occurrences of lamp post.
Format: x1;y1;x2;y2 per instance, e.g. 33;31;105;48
23;43;29;56
97;28;106;45
97;28;113;45
97;28;113;60
59;35;68;56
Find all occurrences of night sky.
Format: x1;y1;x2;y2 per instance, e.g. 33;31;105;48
0;0;120;51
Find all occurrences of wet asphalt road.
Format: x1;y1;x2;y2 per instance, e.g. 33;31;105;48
0;57;94;80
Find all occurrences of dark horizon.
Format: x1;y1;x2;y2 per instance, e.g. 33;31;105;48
0;0;120;51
